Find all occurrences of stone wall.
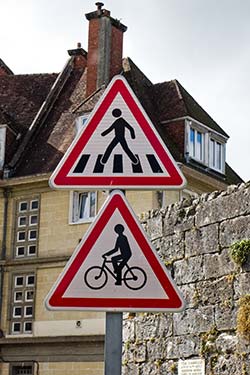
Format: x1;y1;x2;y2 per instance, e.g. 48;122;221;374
123;182;250;375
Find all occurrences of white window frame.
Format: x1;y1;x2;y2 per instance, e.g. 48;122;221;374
28;230;37;241
12;322;21;334
23;321;32;333
24;306;33;318
16;246;25;258
30;199;39;211
18;216;27;227
15;276;24;288
27;244;36;256
188;125;205;163
17;231;26;242
186;119;227;174
26;275;35;287
13;306;22;318
19;201;28;212
25;290;34;302
14;291;23;303
209;137;225;173
29;215;38;226
69;191;97;224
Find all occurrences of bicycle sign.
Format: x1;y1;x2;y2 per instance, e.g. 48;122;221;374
45;191;185;312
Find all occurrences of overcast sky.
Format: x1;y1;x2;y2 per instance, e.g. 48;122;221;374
1;0;249;181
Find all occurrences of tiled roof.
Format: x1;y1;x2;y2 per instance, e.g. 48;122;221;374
154;80;229;138
0;73;57;135
2;56;242;185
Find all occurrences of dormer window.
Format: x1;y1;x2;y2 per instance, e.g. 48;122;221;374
186;119;226;174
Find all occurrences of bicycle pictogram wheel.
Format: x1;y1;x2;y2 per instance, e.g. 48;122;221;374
123;266;147;290
84;266;108;290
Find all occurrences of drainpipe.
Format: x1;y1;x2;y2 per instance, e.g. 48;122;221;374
0;188;10;324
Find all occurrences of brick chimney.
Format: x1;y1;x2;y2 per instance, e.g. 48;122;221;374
85;2;127;96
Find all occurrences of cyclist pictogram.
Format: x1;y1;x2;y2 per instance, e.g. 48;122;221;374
84;224;147;290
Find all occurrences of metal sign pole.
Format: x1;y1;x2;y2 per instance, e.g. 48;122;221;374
104;311;123;375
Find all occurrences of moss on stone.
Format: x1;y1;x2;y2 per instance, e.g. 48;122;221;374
237;295;250;341
230;239;250;266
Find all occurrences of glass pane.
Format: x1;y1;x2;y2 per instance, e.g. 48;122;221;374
24;321;32;332
15;276;24;287
25;290;34;301
17;232;26;241
14;291;23;302
12;322;21;333
89;192;96;217
18;216;27;227
26;275;35;286
13;306;22;317
28;245;36;256
79;193;88;219
28;230;37;240
16;246;25;257
29;215;38;226
25;306;33;317
31;200;39;210
19;202;28;212
216;142;222;170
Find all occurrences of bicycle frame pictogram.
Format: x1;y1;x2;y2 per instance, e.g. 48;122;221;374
84;258;147;290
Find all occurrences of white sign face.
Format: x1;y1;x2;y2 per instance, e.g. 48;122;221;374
45;191;185;312
178;359;205;375
49;75;186;190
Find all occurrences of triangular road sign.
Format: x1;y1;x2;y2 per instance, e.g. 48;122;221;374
45;191;185;312
49;75;186;190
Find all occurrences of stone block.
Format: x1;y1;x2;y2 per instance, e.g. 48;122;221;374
146;338;166;361
196;185;250;228
164;335;199;359
185;224;219;257
178;283;198;308
134;343;147;363
203;249;236;280
146;214;163;240
135;313;172;340
173;306;214;335
215;333;238;354
158;232;184;262
196;276;234;306
234;272;250;299
215;305;237;330
164;205;195;236
174;256;203;284
220;215;250;248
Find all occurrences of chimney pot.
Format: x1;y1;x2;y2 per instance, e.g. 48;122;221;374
77;42;82;48
96;2;104;10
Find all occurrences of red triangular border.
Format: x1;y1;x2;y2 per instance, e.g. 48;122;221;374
45;191;185;312
50;76;186;190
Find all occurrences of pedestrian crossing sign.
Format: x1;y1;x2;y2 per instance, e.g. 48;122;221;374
49;75;186;190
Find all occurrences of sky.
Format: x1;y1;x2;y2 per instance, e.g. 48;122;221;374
0;0;249;181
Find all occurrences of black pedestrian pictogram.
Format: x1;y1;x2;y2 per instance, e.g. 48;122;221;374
84;224;147;290
100;108;139;165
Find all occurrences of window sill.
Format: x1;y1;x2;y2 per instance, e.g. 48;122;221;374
69;217;95;225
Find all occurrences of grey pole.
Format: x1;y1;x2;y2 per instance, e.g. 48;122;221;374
104;311;123;375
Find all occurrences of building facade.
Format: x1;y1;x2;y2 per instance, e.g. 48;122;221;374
0;4;243;375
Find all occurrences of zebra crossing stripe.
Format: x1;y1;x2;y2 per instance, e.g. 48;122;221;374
73;154;90;173
73;154;165;175
113;154;123;173
93;155;105;173
146;155;163;173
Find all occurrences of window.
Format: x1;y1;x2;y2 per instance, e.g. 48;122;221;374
209;138;225;172
13;196;40;258
187;120;226;174
189;127;204;162
11;273;35;335
71;191;96;223
11;364;33;375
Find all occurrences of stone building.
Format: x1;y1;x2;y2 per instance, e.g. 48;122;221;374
0;3;243;375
